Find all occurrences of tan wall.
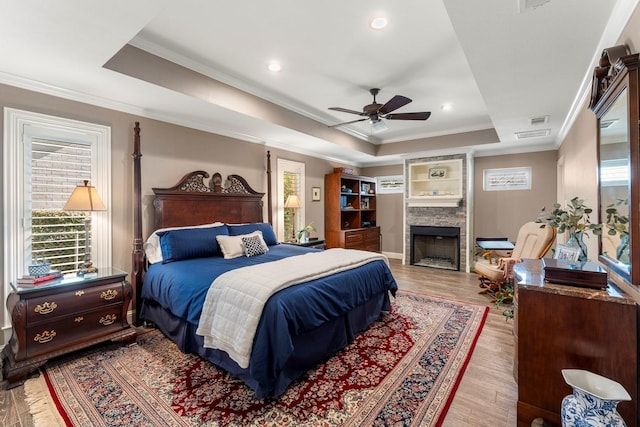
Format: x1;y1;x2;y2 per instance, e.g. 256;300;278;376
361;164;404;256
473;151;558;244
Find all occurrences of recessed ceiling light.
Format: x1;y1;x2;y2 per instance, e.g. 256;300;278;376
370;17;388;30
267;61;282;72
441;103;453;111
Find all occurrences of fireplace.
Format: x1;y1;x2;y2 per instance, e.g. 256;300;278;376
410;225;460;271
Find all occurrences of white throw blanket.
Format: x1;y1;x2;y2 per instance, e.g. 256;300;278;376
195;248;388;368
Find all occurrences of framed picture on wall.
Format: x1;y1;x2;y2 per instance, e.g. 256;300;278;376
312;187;321;201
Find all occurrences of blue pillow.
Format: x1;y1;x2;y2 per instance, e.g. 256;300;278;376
227;223;278;246
158;225;228;263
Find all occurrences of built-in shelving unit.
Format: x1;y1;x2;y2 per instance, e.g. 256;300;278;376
408;158;463;207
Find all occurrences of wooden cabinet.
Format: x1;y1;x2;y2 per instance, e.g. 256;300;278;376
2;268;137;388
513;260;638;427
324;172;380;251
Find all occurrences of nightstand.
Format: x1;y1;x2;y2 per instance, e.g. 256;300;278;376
2;268;136;388
284;239;327;250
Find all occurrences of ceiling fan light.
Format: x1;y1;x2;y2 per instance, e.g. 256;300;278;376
371;119;388;133
370;17;388;30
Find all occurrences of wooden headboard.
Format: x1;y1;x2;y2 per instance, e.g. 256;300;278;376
131;122;272;325
152;171;264;229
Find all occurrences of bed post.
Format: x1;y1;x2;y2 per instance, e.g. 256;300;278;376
267;150;273;225
132;122;144;326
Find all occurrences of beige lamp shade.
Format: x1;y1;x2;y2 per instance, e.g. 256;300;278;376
63;180;107;211
284;194;302;209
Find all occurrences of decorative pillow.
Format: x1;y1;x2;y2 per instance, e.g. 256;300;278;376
157;225;229;263
144;222;224;264
242;235;269;257
227;223;278;246
217;231;268;259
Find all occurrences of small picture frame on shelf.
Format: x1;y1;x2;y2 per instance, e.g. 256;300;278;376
361;183;370;194
554;244;581;263
428;167;447;179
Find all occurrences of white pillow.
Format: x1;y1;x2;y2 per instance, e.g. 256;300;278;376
144;222;224;264
216;231;268;260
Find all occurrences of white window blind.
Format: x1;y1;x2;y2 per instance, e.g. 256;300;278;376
31;138;93;273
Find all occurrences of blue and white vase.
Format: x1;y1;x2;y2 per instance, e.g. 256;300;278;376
561;369;630;427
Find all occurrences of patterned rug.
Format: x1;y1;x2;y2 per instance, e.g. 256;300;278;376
25;291;487;426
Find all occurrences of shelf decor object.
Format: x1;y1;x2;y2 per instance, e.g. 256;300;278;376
561;369;630;427
63;180;107;275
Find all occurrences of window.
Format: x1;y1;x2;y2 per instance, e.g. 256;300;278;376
31;138;96;272
276;159;305;242
3;108;111;319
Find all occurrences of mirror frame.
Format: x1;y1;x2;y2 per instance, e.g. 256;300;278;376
592;51;640;290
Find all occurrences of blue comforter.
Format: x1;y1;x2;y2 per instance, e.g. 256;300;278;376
141;244;398;397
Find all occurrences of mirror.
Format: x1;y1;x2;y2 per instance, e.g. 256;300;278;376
599;87;631;275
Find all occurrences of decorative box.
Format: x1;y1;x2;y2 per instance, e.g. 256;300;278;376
28;260;51;277
334;167;353;175
543;259;608;289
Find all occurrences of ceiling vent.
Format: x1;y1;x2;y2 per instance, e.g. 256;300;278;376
518;0;550;13
600;119;618;129
529;115;549;126
515;129;550;140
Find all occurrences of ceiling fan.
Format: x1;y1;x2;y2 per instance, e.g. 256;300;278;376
329;88;431;132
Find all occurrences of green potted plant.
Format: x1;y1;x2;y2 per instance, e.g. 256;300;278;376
538;197;602;262
297;223;316;243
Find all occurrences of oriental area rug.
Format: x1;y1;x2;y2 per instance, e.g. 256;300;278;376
25;291;488;426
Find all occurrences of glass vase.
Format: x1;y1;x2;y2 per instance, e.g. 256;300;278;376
617;234;630;264
567;231;588;263
561;369;630;427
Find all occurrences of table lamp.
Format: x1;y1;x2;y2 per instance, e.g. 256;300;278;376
284;194;301;242
63;180;106;275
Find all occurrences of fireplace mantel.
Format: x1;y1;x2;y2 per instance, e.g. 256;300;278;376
407;196;462;208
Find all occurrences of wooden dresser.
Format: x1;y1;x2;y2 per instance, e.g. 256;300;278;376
513;259;638;426
2;268;136;388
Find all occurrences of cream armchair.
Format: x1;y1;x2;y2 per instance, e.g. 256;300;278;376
475;222;556;299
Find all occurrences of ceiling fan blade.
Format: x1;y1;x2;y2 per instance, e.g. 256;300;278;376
385;111;431;121
328;107;365;116
329;118;368;128
378;95;412;115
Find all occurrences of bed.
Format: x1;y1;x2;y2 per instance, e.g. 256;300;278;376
130;123;398;398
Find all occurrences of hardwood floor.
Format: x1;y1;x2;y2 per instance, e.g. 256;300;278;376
0;259;518;426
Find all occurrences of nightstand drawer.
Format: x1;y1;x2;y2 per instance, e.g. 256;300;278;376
25;307;124;359
26;282;124;324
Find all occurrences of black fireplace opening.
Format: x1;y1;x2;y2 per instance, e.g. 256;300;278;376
410;225;460;271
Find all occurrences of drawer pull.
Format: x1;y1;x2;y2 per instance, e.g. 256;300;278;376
74;316;84;323
99;314;116;325
34;330;56;344
34;302;57;315
75;290;85;297
100;289;118;300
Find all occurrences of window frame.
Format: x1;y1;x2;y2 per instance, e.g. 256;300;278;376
276;158;305;242
3;108;112;334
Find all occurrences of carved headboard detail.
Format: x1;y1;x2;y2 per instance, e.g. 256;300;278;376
152;171;263;196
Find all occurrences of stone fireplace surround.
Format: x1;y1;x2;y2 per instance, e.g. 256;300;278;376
405;153;469;272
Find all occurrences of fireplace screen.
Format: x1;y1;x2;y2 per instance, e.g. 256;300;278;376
410;226;460;271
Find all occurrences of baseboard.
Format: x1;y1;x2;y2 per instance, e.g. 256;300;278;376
382;251;402;260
